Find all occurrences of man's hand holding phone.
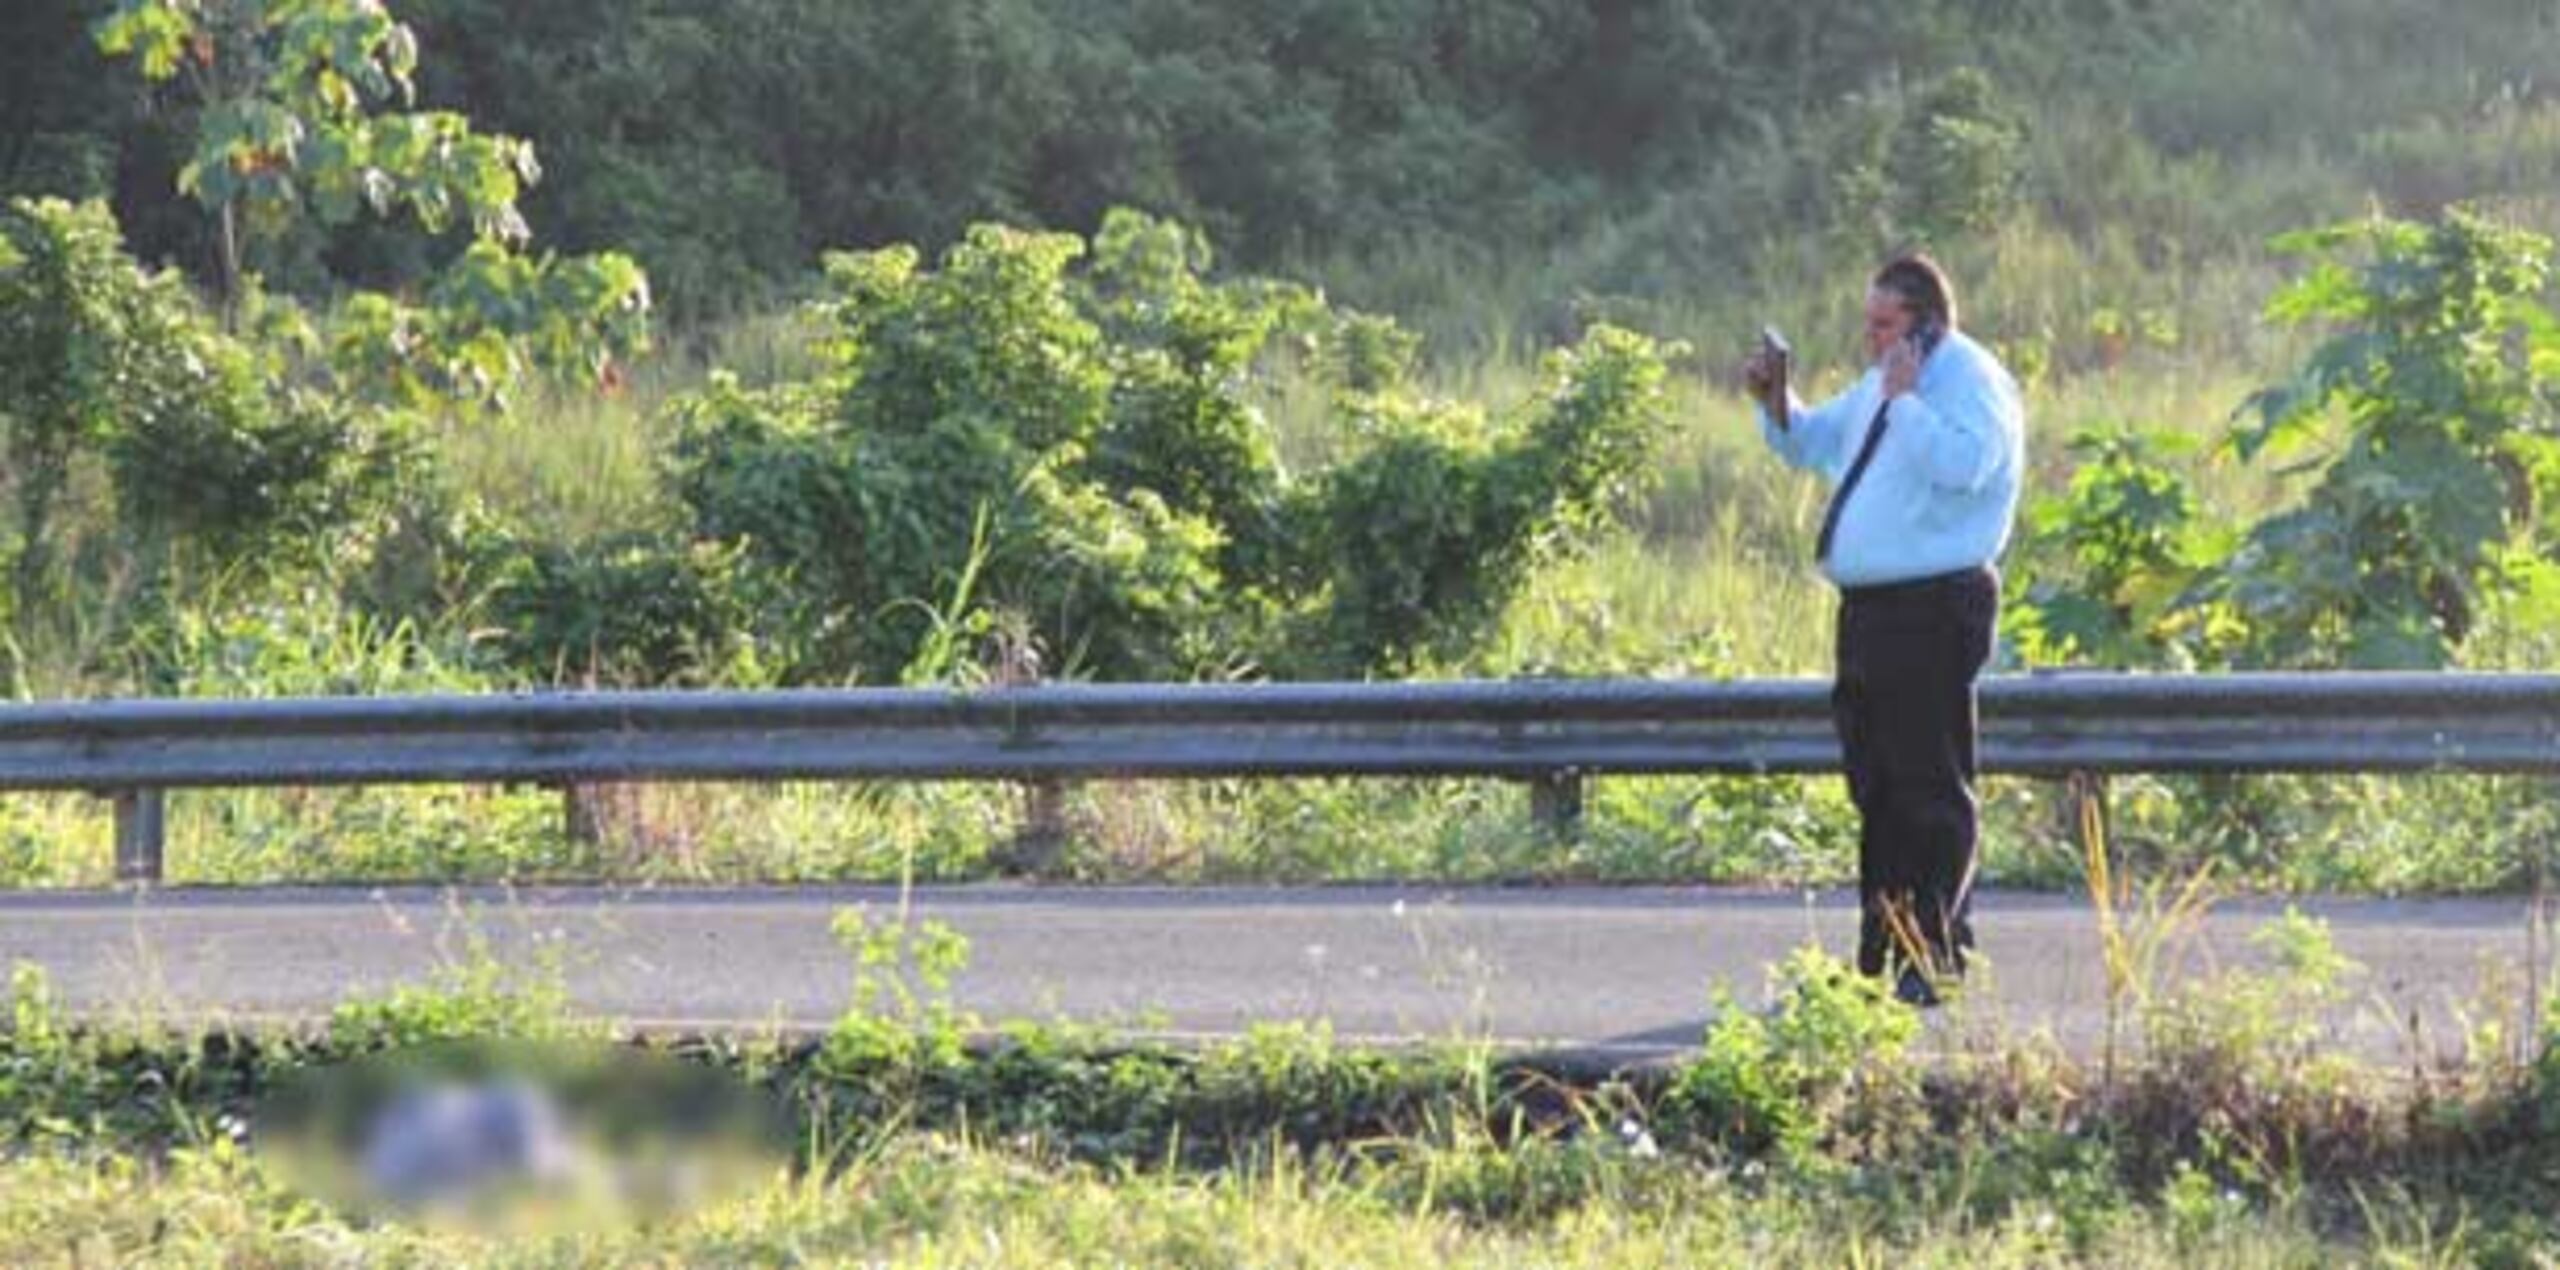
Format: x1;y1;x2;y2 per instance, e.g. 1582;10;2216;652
1881;334;1922;400
1882;318;1939;400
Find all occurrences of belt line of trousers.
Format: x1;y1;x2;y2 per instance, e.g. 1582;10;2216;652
1830;567;1999;977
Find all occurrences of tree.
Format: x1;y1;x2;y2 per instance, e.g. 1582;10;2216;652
1830;66;2026;253
0;197;354;647
95;0;530;307
1884;67;2025;246
93;0;648;415
1;0;126;202
2195;209;2560;667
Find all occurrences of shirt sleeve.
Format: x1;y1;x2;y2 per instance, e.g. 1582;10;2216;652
1757;378;1861;478
1885;354;2018;492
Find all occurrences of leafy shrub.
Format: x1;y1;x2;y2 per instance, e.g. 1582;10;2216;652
2117;908;2377;1182
0;965;117;1144
325;939;590;1051
2004;425;2215;668
1288;325;1673;674
2003;209;2560;674
815;908;975;1082
485;532;756;685
2197;209;2560;668
660;208;1677;684
1661;946;1921;1162
1832;66;2029;251
0;199;369;646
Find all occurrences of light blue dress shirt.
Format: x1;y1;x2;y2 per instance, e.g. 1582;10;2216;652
1756;329;2026;588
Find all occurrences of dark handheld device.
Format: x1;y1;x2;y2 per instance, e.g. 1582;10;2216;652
1757;325;1792;428
1906;314;1944;360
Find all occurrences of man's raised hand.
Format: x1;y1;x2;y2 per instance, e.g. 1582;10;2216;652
1881;337;1922;400
1741;348;1776;399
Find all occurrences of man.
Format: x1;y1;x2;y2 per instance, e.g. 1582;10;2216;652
1740;253;2025;1006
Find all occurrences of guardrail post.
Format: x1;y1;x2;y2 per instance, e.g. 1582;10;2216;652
112;789;166;884
540;680;615;850
2530;791;2552;1053
562;784;603;846
1529;769;1585;841
992;629;1068;875
1009;781;1069;874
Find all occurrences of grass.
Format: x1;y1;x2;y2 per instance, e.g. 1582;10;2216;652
0;1132;2540;1267
2;884;2557;1266
0;765;2549;895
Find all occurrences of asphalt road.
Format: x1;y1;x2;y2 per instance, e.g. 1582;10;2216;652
0;884;2547;1066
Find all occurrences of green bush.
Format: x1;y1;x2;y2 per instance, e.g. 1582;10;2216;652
0;966;117;1144
1661;946;1921;1162
0;199;370;664
485;531;757;685
2195;209;2560;668
658;209;1677;684
2004;425;2213;668
1827;66;2029;253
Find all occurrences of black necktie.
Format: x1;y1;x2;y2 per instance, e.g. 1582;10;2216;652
1815;399;1894;565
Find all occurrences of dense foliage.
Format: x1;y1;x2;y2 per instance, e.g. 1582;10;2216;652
607;209;1678;684
2202;212;2560;667
2008;211;2560;671
0;0;655;691
0;197;359;647
22;0;2491;320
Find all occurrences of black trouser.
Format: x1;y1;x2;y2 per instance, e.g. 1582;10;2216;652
1831;566;1999;978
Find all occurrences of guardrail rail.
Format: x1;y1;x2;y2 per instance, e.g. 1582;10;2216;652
6;672;2555;882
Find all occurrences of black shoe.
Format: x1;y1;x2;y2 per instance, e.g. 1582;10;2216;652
1893;966;1943;1009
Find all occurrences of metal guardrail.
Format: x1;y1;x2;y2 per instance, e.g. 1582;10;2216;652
6;672;2557;881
